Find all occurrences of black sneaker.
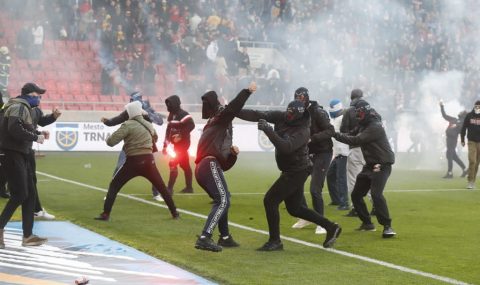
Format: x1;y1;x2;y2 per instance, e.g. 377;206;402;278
195;236;222;252
345;208;358;217
442;172;453;179
217;235;240;247
172;211;180;219
323;223;342;248
256;240;283;251
94;212;110;221
180;187;193;194
382;226;396;238
370;207;376;216
355;223;376;231
461;169;468;178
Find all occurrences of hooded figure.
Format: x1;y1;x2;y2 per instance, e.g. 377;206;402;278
162;95;195;194
294;87;309;107
194;84;255;253
201;90;221;119
334;100;396;238
125;101;143;119
439;101;467;179
237;100;342;251
292;87;335;233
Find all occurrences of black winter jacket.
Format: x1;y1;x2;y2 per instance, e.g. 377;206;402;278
195;89;252;171
237;109;311;172
307;101;334;154
164;95;195;150
460;110;480;143
335;112;394;166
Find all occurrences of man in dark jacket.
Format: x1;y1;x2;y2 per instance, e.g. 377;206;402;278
334;99;396;238
237;100;342;251
291;87;335;235
439;101;467;179
194;82;256;252
161;95;195;194
101;91;165;201
0;83;49;249
460;100;480;189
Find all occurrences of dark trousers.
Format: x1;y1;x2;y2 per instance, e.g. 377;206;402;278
326;155;348;207
351;164;392;227
264;170;334;242
195;157;230;238
27;150;43;212
300;152;332;216
114;150;160;197
446;146;465;172
0;150;36;237
104;154;177;216
167;146;192;190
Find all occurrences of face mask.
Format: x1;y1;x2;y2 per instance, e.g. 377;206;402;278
25;95;41;107
475;109;480;115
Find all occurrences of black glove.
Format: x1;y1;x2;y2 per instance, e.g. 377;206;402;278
258;119;273;132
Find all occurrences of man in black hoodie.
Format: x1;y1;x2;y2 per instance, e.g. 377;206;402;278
0;83;49;249
194;82;256;252
439;101;467;179
291;87;335;235
161;95;195;194
237;100;341;251
460;100;480;189
334;100;396;238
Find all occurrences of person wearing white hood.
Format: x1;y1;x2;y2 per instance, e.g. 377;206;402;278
94;101;179;221
326;99;350;211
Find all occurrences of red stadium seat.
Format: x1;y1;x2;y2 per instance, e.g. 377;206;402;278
82;82;93;94
98;95;112;102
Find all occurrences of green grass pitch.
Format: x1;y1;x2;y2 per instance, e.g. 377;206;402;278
1;152;479;285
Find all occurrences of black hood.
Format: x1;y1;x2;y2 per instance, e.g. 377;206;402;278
201;91;221;119
165;95;181;113
285;100;309;126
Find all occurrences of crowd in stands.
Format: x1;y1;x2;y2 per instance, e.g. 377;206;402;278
1;0;480;110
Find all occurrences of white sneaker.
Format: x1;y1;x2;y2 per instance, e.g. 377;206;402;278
291;219;313;229
153;195;164;202
466;182;475;189
34;210;55;220
315;226;327;235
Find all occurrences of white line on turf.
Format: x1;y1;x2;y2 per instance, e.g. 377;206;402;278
36;171;472;285
125;188;473;196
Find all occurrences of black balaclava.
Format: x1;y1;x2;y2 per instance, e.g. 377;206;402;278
353;99;371;122
285;100;306;125
294;87;309;107
201;90;221;119
165;95;181;113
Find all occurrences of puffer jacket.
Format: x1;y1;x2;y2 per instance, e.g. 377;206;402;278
0;97;39;154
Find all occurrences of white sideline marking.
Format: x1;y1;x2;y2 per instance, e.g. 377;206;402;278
36;171;472;285
126;188;473;197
